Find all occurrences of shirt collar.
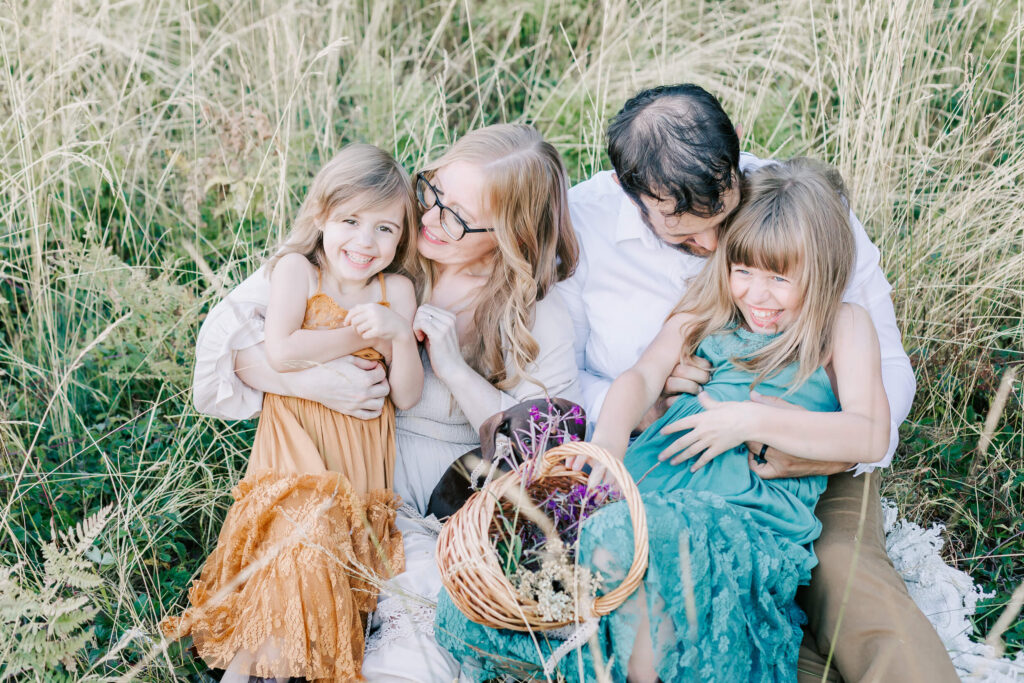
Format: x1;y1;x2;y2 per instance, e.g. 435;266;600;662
614;193;663;250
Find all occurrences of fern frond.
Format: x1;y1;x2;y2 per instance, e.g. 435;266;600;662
0;506;112;681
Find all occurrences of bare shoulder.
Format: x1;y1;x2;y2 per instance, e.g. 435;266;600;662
833;303;879;354
383;272;418;319
274;252;315;276
271;253;316;289
383;272;417;303
665;311;696;337
835;302;875;334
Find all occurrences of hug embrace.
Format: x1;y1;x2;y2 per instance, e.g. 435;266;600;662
161;84;960;682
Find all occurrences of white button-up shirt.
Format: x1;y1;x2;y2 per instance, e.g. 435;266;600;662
558;154;916;473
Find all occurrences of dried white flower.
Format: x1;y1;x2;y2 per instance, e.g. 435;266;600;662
511;544;604;623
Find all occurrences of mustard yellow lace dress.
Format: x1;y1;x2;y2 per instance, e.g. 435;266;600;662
162;272;404;682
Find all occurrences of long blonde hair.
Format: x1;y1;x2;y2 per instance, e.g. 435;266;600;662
268;144;417;276
674;157;856;390
415;124;579;390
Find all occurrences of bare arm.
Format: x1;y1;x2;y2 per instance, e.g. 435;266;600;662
661;305;890;469
746;305;890;463
235;343;389;419
263;254;375;372
589;315;690;460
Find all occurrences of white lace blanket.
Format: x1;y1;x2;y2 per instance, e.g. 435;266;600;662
882;499;1023;681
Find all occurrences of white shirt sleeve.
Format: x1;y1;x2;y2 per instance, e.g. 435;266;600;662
499;291;582;410
556;213;614;429
842;209;916;474
192;267;272;420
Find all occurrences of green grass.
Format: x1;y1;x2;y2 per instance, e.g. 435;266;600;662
1;0;1021;679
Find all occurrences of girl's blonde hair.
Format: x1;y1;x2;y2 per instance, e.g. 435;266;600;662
673;157;856;389
415;124;579;390
268;144;417;276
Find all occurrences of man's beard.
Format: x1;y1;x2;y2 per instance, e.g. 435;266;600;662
671;241;713;258
640;214;714;258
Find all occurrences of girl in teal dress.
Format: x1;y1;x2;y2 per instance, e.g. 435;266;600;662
434;158;893;682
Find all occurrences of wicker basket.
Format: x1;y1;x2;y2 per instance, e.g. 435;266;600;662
436;441;648;631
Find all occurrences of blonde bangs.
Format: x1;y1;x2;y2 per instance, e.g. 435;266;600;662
725;191;804;279
676;157;856;393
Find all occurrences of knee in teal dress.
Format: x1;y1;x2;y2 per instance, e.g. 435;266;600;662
436;328;840;682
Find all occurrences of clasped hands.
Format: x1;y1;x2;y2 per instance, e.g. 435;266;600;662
411;304;467;380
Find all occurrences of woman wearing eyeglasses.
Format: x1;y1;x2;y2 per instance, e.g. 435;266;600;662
188;124;582;681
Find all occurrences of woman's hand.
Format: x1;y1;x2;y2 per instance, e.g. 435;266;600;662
346;303;413;342
657;392;756;471
412;303;468;380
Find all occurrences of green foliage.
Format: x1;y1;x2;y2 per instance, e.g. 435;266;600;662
0;506;111;681
0;0;1020;679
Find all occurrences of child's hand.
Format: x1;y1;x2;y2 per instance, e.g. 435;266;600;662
657;392;754;471
346;303;413;342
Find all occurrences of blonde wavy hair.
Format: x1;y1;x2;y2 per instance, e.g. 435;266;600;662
415;124;579;390
673;157;856;390
267;144;417;276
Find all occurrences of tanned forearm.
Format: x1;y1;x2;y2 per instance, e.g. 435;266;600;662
747;403;889;464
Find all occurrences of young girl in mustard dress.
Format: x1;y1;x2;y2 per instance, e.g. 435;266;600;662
162;144;424;682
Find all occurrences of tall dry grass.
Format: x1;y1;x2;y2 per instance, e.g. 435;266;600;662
0;0;1020;678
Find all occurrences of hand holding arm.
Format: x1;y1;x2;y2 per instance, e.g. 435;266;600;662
263;254;376;371
234;344;389;418
658;305;890;471
743;393;852;479
347;275;423;410
633;354;713;432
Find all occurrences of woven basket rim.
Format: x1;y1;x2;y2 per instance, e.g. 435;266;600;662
436;441;648;631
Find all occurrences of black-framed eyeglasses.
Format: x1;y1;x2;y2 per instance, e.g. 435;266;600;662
415;172;494;241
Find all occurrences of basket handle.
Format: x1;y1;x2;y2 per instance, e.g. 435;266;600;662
541;441;648;616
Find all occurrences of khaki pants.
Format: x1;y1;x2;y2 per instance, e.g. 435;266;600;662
795;471;959;683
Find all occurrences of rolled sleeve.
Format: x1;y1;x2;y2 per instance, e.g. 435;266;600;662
843;210;916;474
499;291;582;410
192;268;272;420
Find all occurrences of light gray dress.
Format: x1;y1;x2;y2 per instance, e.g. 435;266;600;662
362;293;581;682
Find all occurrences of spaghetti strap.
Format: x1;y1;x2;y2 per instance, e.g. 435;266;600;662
315;267;324;295
376;272;390;307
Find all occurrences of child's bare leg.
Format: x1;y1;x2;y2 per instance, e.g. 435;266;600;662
626;587;659;683
221;637;286;683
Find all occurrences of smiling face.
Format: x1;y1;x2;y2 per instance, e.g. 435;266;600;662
728;262;803;334
320;194;406;284
417;160;498;272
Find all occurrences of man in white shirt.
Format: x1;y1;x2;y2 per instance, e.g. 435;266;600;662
557;83;956;682
192;85;957;681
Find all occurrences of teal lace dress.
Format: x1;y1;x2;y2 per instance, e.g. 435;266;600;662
435;327;839;682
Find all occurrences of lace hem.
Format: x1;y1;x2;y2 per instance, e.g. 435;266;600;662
160;470;404;681
364;503;444;654
365;595;437;654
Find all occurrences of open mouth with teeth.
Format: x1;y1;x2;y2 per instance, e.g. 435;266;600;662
420;225;448;245
343;250;375;266
747;306;784;328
